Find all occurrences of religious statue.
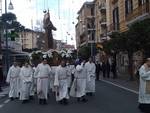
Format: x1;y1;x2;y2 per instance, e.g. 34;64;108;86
43;10;57;49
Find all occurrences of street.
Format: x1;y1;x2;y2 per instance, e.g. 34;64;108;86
0;81;142;113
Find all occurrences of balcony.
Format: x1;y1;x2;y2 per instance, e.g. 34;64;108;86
112;0;118;4
100;33;107;40
107;23;120;35
87;23;96;31
99;3;106;13
99;17;107;27
126;3;150;26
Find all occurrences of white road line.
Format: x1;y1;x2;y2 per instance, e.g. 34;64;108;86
4;99;10;104
100;79;139;94
0;104;4;108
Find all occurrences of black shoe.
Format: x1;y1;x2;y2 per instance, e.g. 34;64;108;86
58;100;63;104
10;97;14;101
22;100;28;104
86;93;90;96
77;98;81;102
82;98;88;103
89;93;93;96
29;96;34;100
39;99;42;105
63;99;68;105
43;99;47;105
15;97;19;100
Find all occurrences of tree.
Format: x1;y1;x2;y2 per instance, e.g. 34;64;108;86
78;45;91;60
103;19;150;80
1;13;25;41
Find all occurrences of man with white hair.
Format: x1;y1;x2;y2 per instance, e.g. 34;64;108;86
6;62;20;100
34;58;51;105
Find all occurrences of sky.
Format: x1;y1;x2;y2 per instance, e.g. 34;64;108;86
2;0;93;46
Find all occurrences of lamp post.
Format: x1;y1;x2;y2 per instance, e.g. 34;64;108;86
5;0;14;73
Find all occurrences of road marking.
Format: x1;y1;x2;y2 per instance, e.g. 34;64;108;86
100;79;139;94
0;104;4;108
4;99;10;104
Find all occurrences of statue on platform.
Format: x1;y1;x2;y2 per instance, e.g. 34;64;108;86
43;10;57;49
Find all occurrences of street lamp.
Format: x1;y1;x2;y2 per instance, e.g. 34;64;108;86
5;0;14;73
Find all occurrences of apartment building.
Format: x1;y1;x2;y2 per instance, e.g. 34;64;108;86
19;29;37;50
107;0;150;74
95;0;108;42
107;0;150;34
76;1;95;48
107;0;128;34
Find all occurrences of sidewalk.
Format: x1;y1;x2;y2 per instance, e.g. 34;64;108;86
99;73;139;92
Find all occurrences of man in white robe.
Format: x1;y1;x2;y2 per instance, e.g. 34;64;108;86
6;62;20;100
34;59;51;105
138;58;150;113
66;61;74;90
54;60;69;105
19;62;33;103
70;60;87;102
85;57;96;96
29;65;36;99
50;66;57;93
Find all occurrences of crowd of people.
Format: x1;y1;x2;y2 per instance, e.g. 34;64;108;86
6;57;96;105
6;55;150;113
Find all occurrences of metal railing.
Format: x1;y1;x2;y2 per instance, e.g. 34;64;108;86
99;2;106;10
107;23;120;33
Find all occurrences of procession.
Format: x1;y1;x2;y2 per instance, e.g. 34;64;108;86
6;56;96;105
0;0;150;113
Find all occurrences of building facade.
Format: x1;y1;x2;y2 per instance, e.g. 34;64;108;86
95;0;108;42
19;30;38;50
107;0;150;74
76;1;95;48
76;0;150;74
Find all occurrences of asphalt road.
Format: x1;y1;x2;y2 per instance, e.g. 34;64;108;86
0;81;142;113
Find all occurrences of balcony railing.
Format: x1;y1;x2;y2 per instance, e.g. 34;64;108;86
100;17;106;23
100;33;107;37
126;3;150;22
99;2;106;12
112;0;118;4
107;23;120;34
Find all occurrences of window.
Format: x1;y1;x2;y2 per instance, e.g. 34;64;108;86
113;7;119;31
125;0;133;16
138;0;146;6
91;7;94;16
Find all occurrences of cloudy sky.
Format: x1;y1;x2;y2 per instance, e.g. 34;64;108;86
2;0;93;46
